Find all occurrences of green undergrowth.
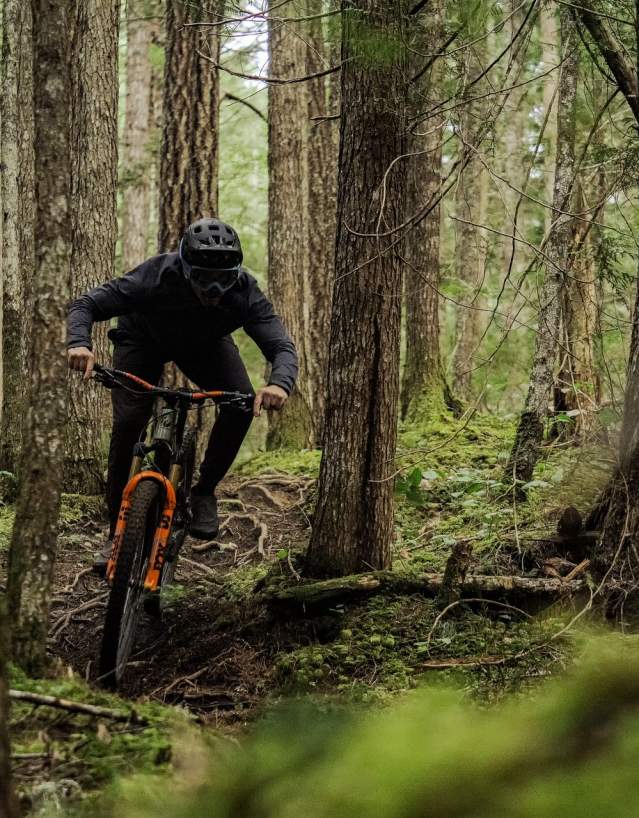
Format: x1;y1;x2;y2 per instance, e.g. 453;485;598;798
236;447;321;479
393;408;615;573
85;635;639;818
59;494;105;526
0;494;105;552
270;593;572;705
10;665;185;816
0;504;15;550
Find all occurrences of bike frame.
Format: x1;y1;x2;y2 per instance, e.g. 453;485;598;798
95;365;252;591
106;400;184;590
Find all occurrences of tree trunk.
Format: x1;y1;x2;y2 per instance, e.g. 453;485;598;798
305;0;408;578
540;2;558;236
158;0;224;462
121;0;162;271
7;0;73;676
158;0;222;251
499;0;528;278
401;0;446;420
451;27;489;401
303;0;338;444
265;1;313;450
569;2;639;570
0;0;35;477
555;183;600;439
66;0;120;493
504;6;579;489
0;598;18;818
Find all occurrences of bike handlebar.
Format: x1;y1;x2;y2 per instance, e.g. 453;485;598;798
92;364;254;412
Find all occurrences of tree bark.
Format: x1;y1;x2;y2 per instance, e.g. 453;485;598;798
555;183;600;439
7;0;73;676
451;27;489;401
0;598;18;818
499;0;528;277
158;0;222;251
65;0;120;494
305;0;408;578
158;0;224;462
266;0;313;449
400;0;446;419
304;0;338;443
0;0;35;477
540;3;559;236
505;6;579;489
121;0;162;271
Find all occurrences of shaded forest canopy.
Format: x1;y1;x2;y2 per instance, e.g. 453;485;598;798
3;0;639;814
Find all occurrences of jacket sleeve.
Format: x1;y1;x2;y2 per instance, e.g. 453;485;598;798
243;279;299;395
66;266;148;350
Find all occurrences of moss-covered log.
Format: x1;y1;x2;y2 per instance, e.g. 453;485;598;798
263;571;586;614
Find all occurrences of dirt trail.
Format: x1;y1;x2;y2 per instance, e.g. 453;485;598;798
48;473;312;722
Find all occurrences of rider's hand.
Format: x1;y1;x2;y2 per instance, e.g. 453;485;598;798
67;346;95;380
253;384;288;417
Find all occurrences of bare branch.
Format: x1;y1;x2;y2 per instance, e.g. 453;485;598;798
575;0;639;124
197;50;343;85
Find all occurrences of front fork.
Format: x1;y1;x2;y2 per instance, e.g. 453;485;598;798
107;401;187;589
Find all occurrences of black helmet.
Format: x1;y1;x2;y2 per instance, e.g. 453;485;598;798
179;217;243;297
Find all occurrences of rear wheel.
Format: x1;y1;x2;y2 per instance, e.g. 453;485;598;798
98;480;161;688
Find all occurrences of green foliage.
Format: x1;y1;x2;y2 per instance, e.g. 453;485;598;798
271;593;561;702
237;448;321;479
9;666;181;812
85;637;639;818
0;504;15;550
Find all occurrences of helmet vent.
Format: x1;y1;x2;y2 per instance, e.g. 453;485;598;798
194;226;202;233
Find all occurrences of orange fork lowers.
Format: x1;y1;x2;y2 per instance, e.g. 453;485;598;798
106;472;177;591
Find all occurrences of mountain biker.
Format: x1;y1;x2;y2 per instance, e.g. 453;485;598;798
67;217;298;575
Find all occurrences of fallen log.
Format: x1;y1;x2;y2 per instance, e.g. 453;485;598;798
263;570;586;614
9;689;148;724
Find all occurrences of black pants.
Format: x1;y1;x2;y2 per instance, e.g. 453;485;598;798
106;336;254;537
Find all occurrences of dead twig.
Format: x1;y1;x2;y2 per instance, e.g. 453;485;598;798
160;666;208;698
9;689;148;724
563;559;591;582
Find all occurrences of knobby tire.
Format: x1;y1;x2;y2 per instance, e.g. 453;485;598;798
98;480;161;688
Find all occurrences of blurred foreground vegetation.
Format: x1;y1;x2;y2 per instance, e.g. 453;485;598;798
57;636;639;818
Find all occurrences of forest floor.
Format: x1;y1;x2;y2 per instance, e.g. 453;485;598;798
3;406;621;814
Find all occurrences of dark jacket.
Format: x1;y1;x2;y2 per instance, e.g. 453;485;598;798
67;252;299;395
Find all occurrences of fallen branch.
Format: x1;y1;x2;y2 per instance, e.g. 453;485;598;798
263;571;587;613
9;690;148;724
420;655;508;669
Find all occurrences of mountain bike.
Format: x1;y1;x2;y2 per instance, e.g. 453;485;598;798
92;363;253;688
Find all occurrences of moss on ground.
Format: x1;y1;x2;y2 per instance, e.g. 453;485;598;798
270;592;571;705
9;665;187;815
236;448;321;478
0;504;15;550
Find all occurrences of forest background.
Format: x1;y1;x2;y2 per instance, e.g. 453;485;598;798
4;0;639;815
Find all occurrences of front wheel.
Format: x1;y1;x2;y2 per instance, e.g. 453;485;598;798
98;480;161;688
